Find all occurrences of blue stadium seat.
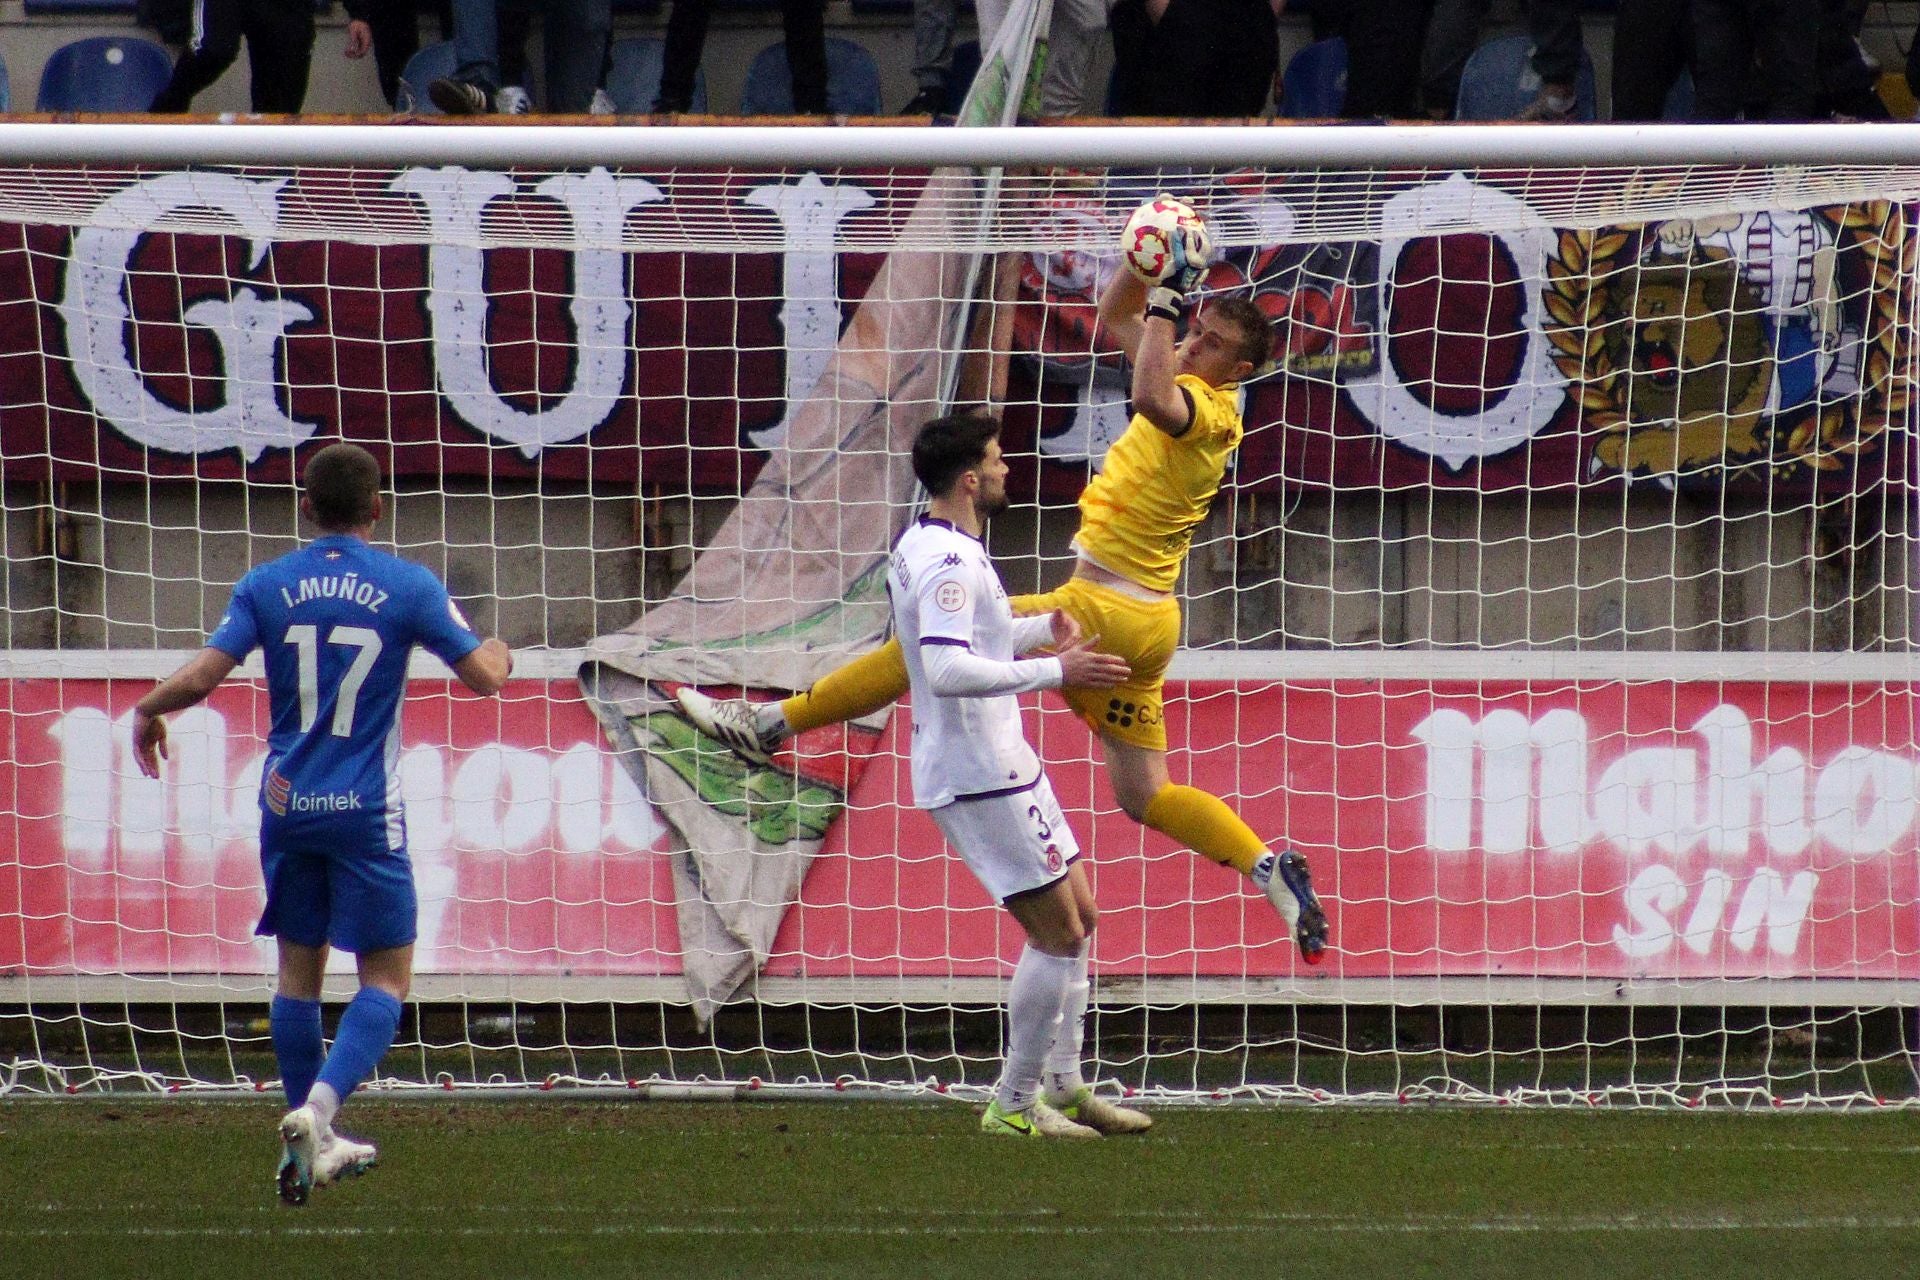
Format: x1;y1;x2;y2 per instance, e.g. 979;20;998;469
0;54;9;112
943;39;981;113
396;40;457;114
1453;33;1597;121
1663;68;1695;122
603;36;706;113
1277;38;1346;119
24;0;137;11
35;36;173;112
738;36;882;115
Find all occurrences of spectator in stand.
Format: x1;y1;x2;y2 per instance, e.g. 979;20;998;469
150;0;319;113
1609;0;1689;122
901;0;960;113
1421;0;1583;119
1815;0;1883;120
901;0;1108;116
1109;0;1283;116
1690;0;1819;120
1314;0;1431;118
1909;5;1920;116
655;0;828;113
343;0;451;110
429;0;611;114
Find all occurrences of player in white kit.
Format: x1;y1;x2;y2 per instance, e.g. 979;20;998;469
889;413;1154;1138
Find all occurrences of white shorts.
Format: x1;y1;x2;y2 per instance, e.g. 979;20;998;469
929;775;1081;904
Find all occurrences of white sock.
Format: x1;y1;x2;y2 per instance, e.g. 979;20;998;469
305;1081;341;1134
1251;851;1276;886
1043;942;1091;1101
996;944;1075;1113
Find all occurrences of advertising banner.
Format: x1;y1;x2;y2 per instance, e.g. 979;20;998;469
6;677;1914;984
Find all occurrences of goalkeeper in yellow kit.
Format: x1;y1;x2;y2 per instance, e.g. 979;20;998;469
679;212;1329;963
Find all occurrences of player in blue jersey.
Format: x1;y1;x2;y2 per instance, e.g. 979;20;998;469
132;443;513;1206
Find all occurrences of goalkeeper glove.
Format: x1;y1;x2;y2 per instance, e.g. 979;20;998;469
1145;286;1185;325
1165;217;1213;295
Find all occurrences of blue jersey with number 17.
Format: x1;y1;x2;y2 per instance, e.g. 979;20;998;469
207;534;482;848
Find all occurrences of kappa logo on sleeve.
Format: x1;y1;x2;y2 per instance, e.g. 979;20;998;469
935;581;968;612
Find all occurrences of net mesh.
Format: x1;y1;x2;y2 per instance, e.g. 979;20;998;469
2;131;1917;1105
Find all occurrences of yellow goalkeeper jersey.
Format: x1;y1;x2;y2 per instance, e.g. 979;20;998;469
1073;373;1244;594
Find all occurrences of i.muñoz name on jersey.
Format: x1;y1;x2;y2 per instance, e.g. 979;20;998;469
208;534;481;848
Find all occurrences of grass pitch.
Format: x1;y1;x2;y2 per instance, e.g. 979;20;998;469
4;1098;1919;1280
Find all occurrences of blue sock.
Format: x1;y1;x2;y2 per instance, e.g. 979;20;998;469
314;988;404;1105
269;994;324;1108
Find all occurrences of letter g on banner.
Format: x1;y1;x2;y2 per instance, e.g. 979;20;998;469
58;173;319;462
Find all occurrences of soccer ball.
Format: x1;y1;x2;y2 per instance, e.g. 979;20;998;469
1120;196;1208;284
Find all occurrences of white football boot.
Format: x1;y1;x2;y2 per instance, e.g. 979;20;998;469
1256;849;1329;965
1049;1084;1152;1135
981;1097;1100;1139
276;1105;321;1206
314;1131;379;1187
1027;1098;1102;1139
674;687;783;766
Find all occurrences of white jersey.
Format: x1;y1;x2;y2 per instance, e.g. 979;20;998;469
888;515;1064;809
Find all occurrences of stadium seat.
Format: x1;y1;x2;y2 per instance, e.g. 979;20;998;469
1277;38;1346;119
738;36;882;115
1663;68;1695;122
396;40;457;114
603;36;706;113
24;0;137;11
34;36;173;112
943;40;981;114
1453;33;1597;121
0;54;9;112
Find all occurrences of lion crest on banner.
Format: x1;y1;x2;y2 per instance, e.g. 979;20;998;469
1541;203;1913;483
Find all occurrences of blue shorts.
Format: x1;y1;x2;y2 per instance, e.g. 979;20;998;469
255;818;417;955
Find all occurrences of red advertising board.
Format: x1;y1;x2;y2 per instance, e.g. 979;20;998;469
4;677;1916;984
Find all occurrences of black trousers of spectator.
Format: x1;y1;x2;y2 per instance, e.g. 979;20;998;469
1313;0;1432;118
1816;0;1880;118
1691;0;1820;120
657;0;827;112
358;0;452;109
151;0;315;113
1109;0;1279;117
1610;0;1690;121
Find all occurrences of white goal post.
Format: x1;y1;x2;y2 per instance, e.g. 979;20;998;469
1;121;1918;1104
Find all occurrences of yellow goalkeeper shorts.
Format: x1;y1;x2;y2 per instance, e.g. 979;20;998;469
1012;577;1181;752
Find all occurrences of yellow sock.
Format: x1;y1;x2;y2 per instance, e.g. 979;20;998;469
779;639;910;734
1141;784;1267;877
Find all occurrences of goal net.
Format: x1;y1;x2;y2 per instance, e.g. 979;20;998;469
3;120;1919;1106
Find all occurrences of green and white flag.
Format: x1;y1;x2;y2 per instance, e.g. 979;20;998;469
582;0;1052;1021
